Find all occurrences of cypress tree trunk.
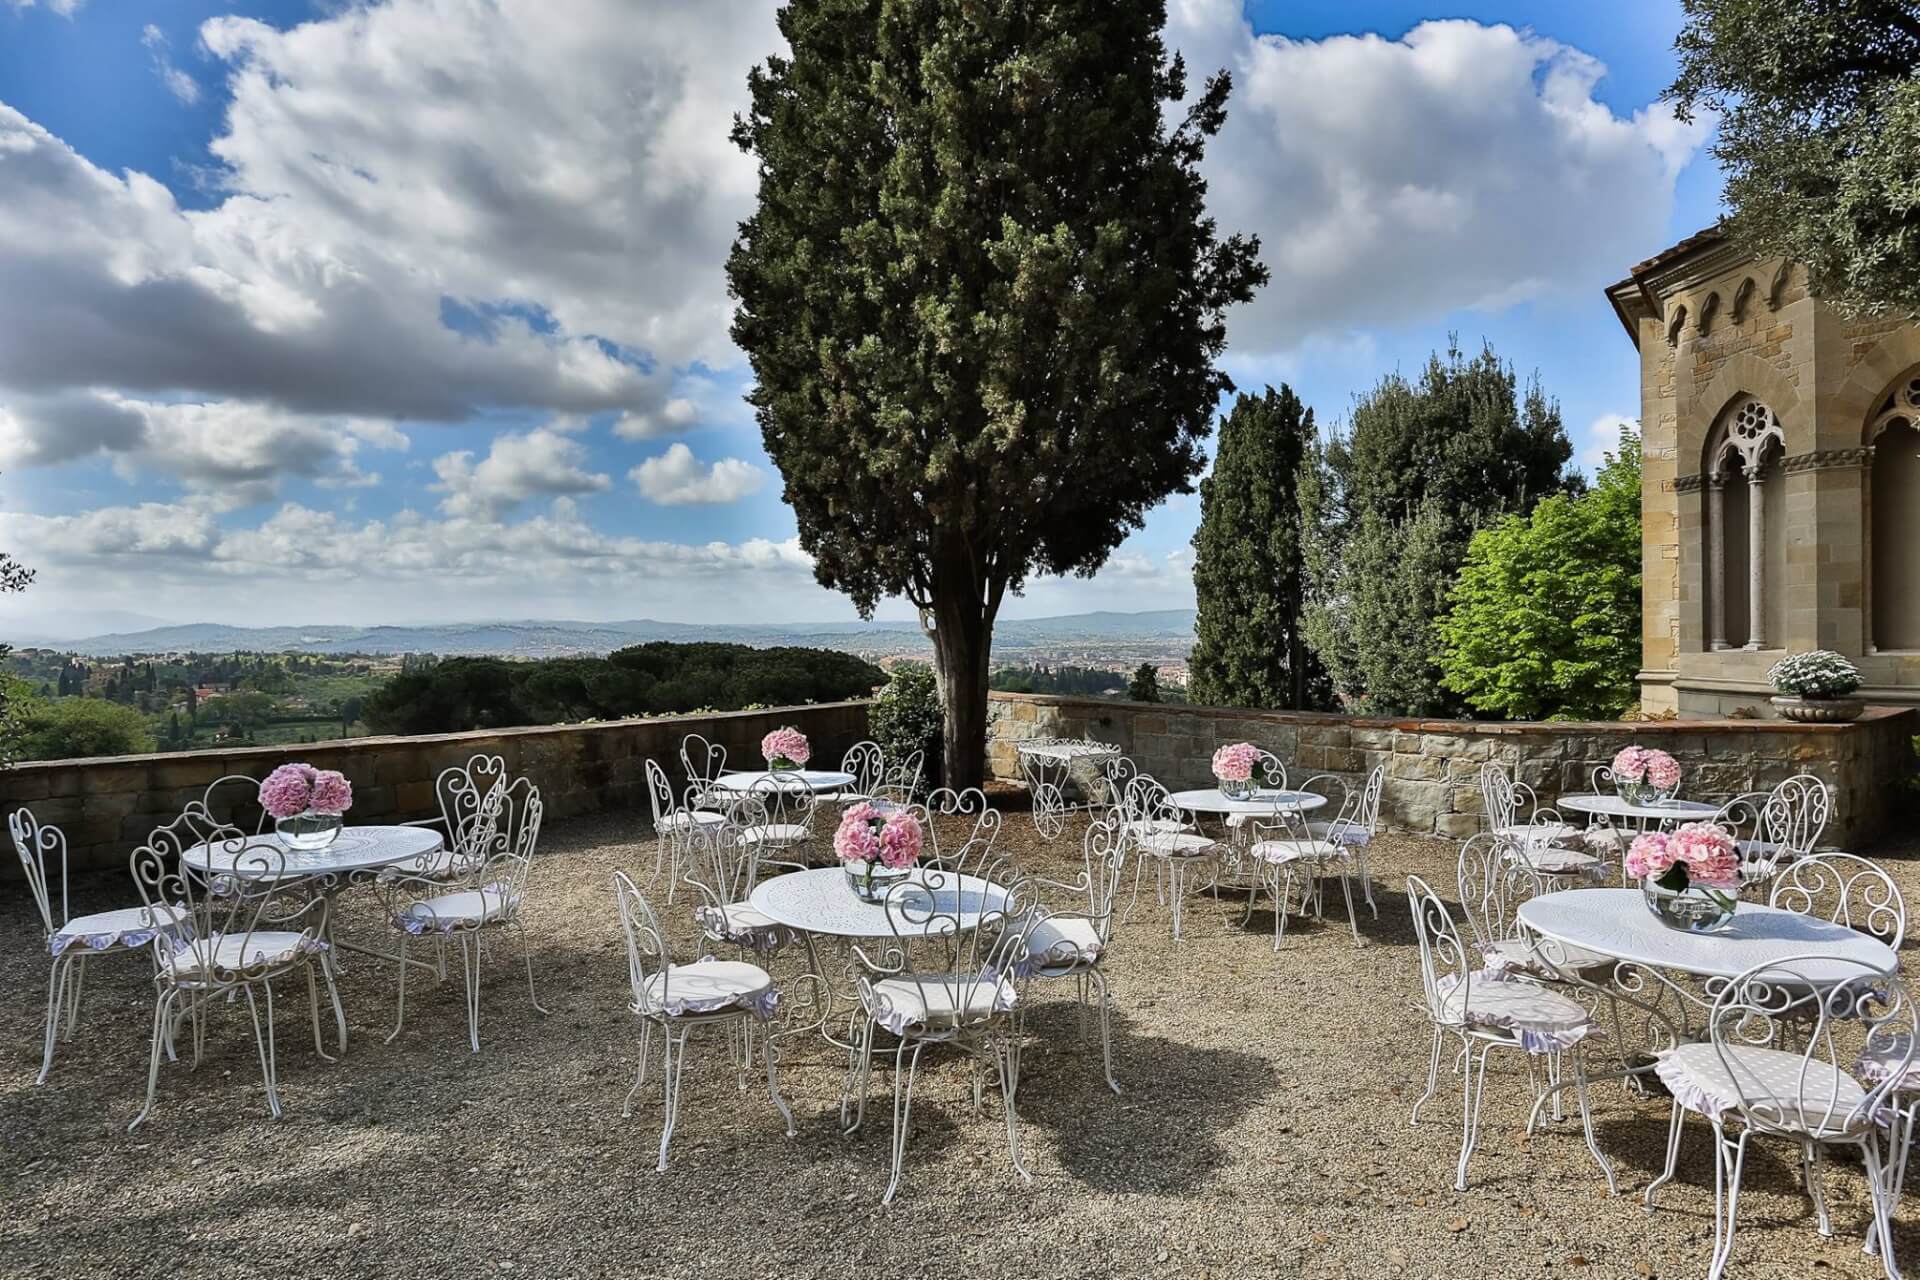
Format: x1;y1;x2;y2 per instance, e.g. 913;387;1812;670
926;590;993;791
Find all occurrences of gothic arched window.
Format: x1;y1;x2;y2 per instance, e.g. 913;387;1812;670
1703;397;1785;650
1869;372;1920;651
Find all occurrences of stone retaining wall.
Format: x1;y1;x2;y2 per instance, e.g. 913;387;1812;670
0;701;872;874
986;692;1915;847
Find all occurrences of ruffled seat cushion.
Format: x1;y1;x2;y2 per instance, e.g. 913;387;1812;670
49;904;190;957
1509;845;1607;877
657;810;726;834
1129;817;1191;837
695;901;799;950
396;884;519;935
1481;937;1614;978
1305;820;1371;847
1657;1042;1868;1136
642;960;779;1021
1856;1031;1920;1096
866;973;1018;1035
1248;837;1344;865
164;930;323;979
1433;976;1592;1053
737;824;811;847
1135;830;1217;858
1017;916;1105;977
1494;822;1579;847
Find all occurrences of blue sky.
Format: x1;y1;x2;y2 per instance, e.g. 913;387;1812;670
0;0;1720;635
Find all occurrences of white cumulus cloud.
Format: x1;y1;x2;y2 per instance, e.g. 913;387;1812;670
433;427;611;521
631;443;765;506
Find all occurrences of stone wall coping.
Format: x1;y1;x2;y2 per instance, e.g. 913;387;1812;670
0;699;877;775
986;690;1912;736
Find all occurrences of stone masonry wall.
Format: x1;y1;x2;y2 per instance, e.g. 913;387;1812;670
987;692;1915;847
0;701;871;875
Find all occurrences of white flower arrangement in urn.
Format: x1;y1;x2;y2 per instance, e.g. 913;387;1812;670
1767;650;1863;722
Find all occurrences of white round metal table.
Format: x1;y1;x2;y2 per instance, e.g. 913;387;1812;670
711;769;857;794
1167;788;1328;817
749;866;1007;939
1557;793;1720;827
1518;887;1898;985
180;825;446;1051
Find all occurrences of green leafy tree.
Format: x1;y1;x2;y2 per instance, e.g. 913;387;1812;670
1301;342;1578;715
1437;430;1644;721
1127;663;1162;702
726;0;1266;786
1669;0;1920;315
17;697;156;761
1188;386;1326;709
0;546;32;766
868;662;944;789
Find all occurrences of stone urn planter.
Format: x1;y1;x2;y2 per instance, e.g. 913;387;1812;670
1770;695;1863;724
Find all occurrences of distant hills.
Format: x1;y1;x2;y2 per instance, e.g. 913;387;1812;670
22;609;1198;659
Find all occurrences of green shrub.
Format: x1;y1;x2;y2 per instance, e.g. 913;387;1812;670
869;662;943;789
18;697;157;760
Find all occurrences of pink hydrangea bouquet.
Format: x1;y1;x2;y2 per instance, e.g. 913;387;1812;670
761;726;811;770
1628;823;1741;926
1211;742;1260;784
258;763;354;819
1611;745;1681;801
835;802;923;902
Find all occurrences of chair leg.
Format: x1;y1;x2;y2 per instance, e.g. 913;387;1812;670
385;935;412;1045
460;933;483;1053
1645;1098;1686;1211
1336;865;1361;944
1868;1106;1915;1264
129;987;178;1132
1572;1049;1617;1193
1243;864;1262;926
764;1020;796;1139
883;1039;926;1205
1089;967;1120;1095
995;1033;1030;1184
1455;1041;1492;1192
655;1024;691;1173
1411;1027;1444;1126
622;1025;651;1120
64;954;87;1036
1804;1140;1833;1237
37;955;69;1085
244;981;285;1121
1863;1136;1903;1280
319;951;347;1056
1707;1124;1751;1280
1121;856;1147;925
516;922;548;1016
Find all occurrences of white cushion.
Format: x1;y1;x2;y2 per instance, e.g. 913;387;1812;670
737;823;810;847
695;901;797;949
658;810;725;833
1494;822;1579;847
396;884;518;934
1857;1032;1920;1094
1657;1041;1868;1137
867;973;1018;1033
165;930;316;979
1248;837;1342;864
1434;975;1591;1052
1022;916;1105;975
1481;937;1614;977
642;960;777;1020
1135;830;1217;857
1305;820;1371;847
49;903;189;956
1509;845;1606;876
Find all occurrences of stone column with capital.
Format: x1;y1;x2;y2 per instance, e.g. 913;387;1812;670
1706;476;1728;650
1744;462;1768;649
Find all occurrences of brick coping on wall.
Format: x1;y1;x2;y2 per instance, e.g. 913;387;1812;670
986;689;1912;736
0;699;878;775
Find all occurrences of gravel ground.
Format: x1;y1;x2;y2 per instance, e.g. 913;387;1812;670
2;808;1916;1280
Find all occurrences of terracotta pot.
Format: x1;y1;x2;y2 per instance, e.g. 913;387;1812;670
1770;695;1864;723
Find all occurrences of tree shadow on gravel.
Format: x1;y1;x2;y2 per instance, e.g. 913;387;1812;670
1008;1001;1276;1194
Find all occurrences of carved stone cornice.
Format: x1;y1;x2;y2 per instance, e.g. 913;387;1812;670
1782;447;1874;474
1673;473;1708;493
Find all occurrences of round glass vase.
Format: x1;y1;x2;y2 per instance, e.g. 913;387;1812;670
768;756;800;773
1614;779;1672;806
275;810;343;852
1641;877;1739;933
844;859;913;905
1218;776;1255;801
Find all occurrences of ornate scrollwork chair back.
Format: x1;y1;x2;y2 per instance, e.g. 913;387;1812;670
1769;852;1906;950
679;733;727;805
917;786;1002;872
11;806;67;937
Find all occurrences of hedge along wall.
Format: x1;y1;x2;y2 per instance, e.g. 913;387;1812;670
986;692;1916;848
0;701;873;875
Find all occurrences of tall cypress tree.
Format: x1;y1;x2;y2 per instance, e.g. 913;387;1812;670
1188;386;1326;709
727;1;1266;786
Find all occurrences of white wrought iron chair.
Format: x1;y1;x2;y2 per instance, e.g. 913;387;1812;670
647;758;723;903
1242;768;1382;948
842;847;1036;1203
1305;764;1385;914
876;748;925;804
679;733;728;809
730;779;817;870
1117;775;1221;943
611;870;794;1173
1103;756;1189;841
1746;774;1834;885
129;812;341;1128
913;786;1003;872
1646;957;1911;1280
1454;832;1614;983
1769;851;1906;951
819;740;886;804
1480;762;1585;871
1405;874;1614;1193
12;808;191;1085
378;777;548;1053
1222;749;1290;842
395;753;510;879
1008;809;1126;1094
198;773;274;834
684;796;801;956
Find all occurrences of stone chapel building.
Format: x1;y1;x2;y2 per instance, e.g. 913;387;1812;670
1608;228;1920;717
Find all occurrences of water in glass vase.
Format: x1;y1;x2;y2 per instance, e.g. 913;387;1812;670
277;811;343;852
